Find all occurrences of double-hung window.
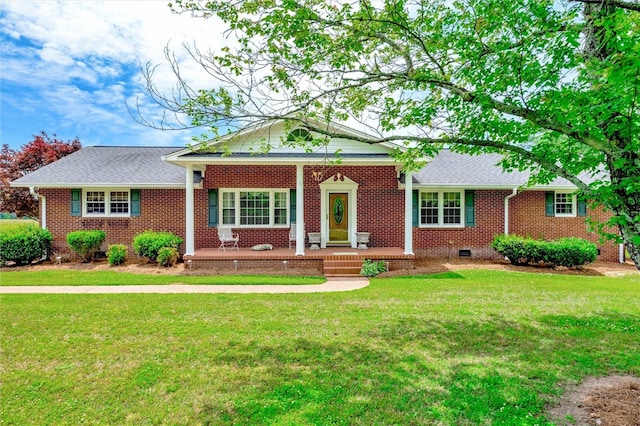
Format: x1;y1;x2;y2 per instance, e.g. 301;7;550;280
85;189;130;216
220;189;288;226
554;191;575;216
419;190;463;227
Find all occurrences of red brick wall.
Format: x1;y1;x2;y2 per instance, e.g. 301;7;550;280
414;190;508;258
200;164;405;248
510;191;617;261
40;172;619;262
41;188;185;256
413;189;617;261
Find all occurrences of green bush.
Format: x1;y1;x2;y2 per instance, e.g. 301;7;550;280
491;234;546;265
491;234;597;268
66;230;106;262
106;244;128;266
546;238;598;268
157;247;179;267
0;224;52;265
133;231;183;262
360;259;387;277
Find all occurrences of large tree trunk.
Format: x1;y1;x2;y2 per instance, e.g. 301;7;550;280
584;2;640;270
619;221;640;269
608;154;640;270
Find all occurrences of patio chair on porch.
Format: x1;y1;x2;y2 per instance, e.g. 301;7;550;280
289;222;305;249
217;226;239;251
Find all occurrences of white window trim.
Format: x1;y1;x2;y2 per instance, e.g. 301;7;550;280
554;190;577;217
219;188;289;227
83;189;131;217
419;189;465;228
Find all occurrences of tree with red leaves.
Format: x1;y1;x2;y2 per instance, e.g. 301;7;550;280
1;132;81;218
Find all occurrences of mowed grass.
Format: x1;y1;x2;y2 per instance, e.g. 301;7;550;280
0;218;38;230
2;270;639;425
0;270;326;286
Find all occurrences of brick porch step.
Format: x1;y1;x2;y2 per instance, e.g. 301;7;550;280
323;259;363;276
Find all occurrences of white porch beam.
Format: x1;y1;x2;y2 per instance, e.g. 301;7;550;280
295;164;305;256
185;164;195;255
404;171;414;255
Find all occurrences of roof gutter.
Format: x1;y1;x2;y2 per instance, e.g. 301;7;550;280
504;188;518;235
29;187;46;229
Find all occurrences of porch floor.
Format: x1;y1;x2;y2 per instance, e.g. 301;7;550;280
184;247;414;276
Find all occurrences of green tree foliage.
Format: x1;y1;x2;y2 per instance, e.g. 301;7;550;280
147;0;640;268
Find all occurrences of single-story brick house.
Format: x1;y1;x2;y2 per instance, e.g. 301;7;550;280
11;120;620;268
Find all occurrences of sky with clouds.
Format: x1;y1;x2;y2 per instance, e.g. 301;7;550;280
1;0;227;150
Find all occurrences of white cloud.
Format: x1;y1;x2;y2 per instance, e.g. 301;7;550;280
0;0;230;147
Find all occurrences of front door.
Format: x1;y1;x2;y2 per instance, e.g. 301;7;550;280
328;192;349;243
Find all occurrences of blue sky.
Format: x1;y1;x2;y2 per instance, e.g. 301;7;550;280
1;1;224;150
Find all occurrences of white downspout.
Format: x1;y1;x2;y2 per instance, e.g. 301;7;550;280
29;187;46;229
504;188;518;235
619;243;625;263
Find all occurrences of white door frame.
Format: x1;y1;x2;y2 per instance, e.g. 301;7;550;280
319;174;358;248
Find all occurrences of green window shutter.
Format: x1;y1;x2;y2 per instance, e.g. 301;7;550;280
545;192;555;217
465;190;476;227
130;189;141;217
577;197;587;217
70;189;81;217
289;189;296;223
208;189;219;227
412;190;419;227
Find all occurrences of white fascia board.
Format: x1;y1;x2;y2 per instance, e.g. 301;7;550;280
165;156;400;167
405;183;525;190
403;184;579;191
526;184;579;191
10;182;189;189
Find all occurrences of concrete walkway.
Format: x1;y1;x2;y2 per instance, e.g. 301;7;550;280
0;277;370;294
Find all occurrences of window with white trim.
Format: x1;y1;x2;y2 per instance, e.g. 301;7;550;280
220;189;288;226
420;190;463;227
84;189;130;216
555;191;576;216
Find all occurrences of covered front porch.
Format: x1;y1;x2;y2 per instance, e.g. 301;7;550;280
183;246;414;276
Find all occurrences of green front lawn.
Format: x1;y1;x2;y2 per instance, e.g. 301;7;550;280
2;269;639;425
0;270;325;286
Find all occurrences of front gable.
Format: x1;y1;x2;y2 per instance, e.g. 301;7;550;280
163;120;404;166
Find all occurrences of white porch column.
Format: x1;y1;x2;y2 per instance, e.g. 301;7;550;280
404;171;414;255
185;164;195;255
295;164;305;256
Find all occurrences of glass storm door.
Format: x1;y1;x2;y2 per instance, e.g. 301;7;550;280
328;193;349;243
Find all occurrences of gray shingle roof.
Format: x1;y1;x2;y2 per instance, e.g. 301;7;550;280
11;146;585;190
413;150;530;187
10;146;186;187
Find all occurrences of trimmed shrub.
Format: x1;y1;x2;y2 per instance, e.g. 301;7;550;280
133;231;183;262
491;234;540;265
66;230;106;262
106;244;128;266
491;234;597;268
546;238;598;268
0;224;52;265
157;247;179;267
360;259;387;277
